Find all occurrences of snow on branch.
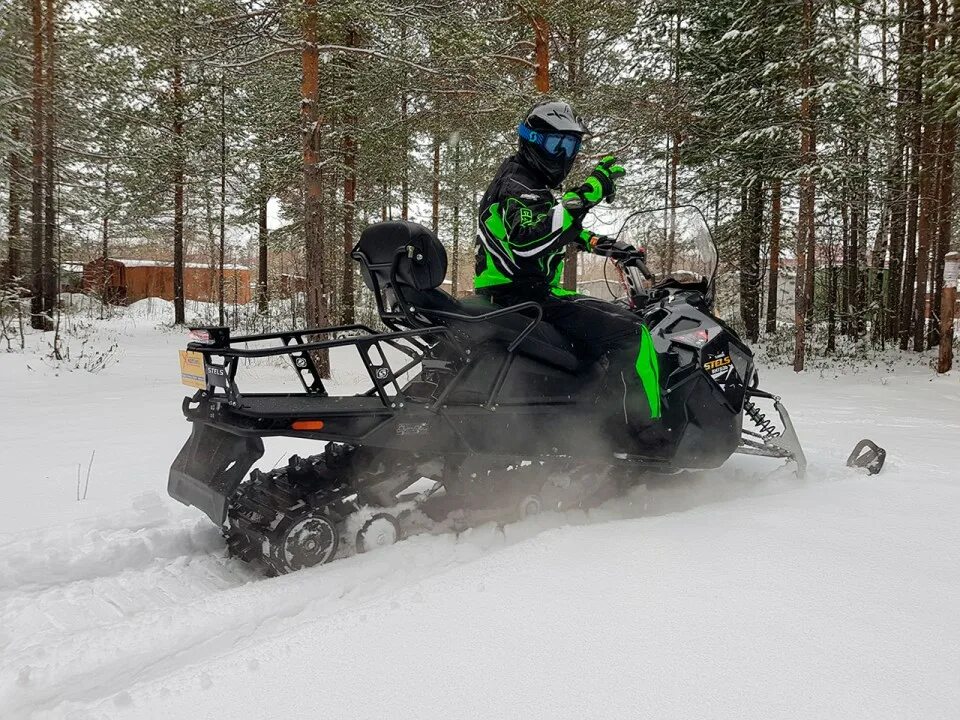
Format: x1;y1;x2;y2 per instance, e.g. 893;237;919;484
214;45;441;74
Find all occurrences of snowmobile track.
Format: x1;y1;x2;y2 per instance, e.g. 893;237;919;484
225;443;359;575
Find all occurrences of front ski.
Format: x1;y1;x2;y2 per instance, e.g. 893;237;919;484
846;439;887;475
736;392;807;477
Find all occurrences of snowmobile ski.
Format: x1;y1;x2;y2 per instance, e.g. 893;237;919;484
846;439;887;475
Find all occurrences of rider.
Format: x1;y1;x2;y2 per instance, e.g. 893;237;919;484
474;99;661;425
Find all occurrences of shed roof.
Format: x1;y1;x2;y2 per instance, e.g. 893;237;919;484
107;258;249;271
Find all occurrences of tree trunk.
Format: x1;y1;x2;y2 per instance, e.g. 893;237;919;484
41;0;56;318
7;124;22;282
741;172;762;343
871;179;891;347
886;145;908;341
257;173;269;313
898;0;924;349
172;41;185;326
400;95;409;221
929;0;958;347
562;245;579;291
911;0;938;351
855;140;869;336
713;172;721;241
841;174;851;336
886;0;910;341
101;163;111;258
532;13;549;93
29;0;44;329
342;118;357;325
302;0;329;375
664;12;682;277
841;145;853;336
794;0;817;372
912;121;937;351
765;178;781;334
899;138;920;349
930;120;956;345
827;261;837;354
663;136;673;273
204;182;215;302
218;77;226;326
848;3;866;338
322;127;340;326
399;25;409;222
430;136;440;235
100;167;110;317
666;131;681;275
532;12;579;294
340;25;358;325
451;139;461;296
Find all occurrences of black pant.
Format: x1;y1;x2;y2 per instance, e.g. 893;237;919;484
487;290;642;365
486;289;658;433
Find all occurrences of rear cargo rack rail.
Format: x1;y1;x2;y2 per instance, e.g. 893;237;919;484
186;323;448;407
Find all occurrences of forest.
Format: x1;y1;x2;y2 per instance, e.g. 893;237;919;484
0;0;957;371
4;4;960;713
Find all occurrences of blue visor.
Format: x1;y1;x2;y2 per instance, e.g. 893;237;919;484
518;124;582;157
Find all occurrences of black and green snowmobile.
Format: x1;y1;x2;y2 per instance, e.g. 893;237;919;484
168;209;885;575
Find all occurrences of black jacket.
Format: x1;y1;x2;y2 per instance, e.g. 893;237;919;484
474;154;593;298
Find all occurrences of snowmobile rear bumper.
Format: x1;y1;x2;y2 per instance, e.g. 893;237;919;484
168;420;264;526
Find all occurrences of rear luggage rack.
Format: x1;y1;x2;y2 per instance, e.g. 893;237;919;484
185;323;444;405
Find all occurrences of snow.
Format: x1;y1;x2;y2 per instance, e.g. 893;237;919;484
2;301;959;719
105;259;249;270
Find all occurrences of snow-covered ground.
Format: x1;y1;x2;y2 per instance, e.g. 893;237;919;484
2;301;959;719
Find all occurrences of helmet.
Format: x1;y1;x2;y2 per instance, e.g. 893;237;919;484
517;100;590;187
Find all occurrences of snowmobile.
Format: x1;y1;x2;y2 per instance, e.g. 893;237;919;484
168;208;885;575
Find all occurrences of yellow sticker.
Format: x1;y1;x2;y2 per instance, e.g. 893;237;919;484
703;355;732;372
179;350;206;389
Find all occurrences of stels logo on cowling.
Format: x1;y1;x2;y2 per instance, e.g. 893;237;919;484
703;353;733;388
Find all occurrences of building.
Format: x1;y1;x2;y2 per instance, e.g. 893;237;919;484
82;258;251;304
61;262;84;292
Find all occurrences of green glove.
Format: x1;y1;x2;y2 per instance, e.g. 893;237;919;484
562;155;626;211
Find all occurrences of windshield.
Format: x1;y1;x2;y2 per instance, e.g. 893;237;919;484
617;206;717;282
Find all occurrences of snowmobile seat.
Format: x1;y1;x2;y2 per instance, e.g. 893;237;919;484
401;286;579;371
352;221;579;372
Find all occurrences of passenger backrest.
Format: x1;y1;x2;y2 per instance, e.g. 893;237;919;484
352;221;447;294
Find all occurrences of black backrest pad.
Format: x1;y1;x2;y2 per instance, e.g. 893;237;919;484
353;221;447;291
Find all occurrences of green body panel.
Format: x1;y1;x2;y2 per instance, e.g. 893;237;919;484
635;325;662;418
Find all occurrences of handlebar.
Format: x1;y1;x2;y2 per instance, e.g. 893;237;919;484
617;253;655;281
594;245;655;282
